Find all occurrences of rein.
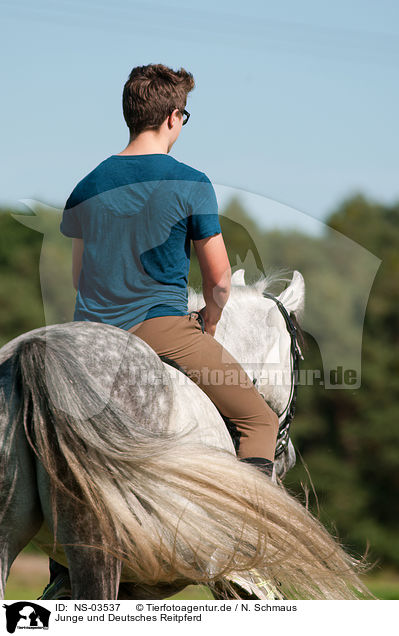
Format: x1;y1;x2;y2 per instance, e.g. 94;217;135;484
257;292;304;458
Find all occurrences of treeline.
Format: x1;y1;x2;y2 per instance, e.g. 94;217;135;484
0;193;398;569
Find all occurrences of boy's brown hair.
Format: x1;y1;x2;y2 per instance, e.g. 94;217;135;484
122;63;195;139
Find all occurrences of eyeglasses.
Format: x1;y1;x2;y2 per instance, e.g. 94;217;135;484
181;109;190;125
172;108;190;125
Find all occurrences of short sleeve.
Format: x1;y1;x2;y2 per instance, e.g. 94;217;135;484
187;173;221;240
60;195;83;238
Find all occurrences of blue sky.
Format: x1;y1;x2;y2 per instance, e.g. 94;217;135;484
1;0;398;234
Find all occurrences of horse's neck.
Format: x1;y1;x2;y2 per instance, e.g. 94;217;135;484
188;290;277;370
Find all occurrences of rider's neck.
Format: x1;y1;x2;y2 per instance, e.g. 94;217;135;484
116;129;173;156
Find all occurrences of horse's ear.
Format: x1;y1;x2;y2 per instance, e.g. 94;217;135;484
277;270;305;318
231;269;246;286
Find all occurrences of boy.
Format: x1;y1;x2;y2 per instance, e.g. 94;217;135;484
41;63;278;599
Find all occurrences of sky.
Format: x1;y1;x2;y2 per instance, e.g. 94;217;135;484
1;0;399;235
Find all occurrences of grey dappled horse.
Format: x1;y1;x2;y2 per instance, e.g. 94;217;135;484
0;270;369;600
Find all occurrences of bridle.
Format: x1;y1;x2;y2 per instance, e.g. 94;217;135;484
253;292;304;458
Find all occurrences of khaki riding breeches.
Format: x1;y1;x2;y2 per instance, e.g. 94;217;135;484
128;312;279;462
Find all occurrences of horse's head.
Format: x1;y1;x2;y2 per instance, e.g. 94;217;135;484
188;268;305;417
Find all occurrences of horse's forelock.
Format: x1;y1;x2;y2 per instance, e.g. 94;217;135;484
250;269;294;297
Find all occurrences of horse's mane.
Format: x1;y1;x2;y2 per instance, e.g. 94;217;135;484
248;268;295;296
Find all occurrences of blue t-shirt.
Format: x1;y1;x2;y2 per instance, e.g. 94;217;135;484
60;154;221;330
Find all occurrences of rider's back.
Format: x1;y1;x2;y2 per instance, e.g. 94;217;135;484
60;154;221;330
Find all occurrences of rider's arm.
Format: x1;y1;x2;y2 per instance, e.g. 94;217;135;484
72;238;84;291
193;233;231;336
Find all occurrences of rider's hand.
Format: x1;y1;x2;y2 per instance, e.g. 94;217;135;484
199;306;220;337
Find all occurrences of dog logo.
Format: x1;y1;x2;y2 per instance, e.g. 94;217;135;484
3;602;50;633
